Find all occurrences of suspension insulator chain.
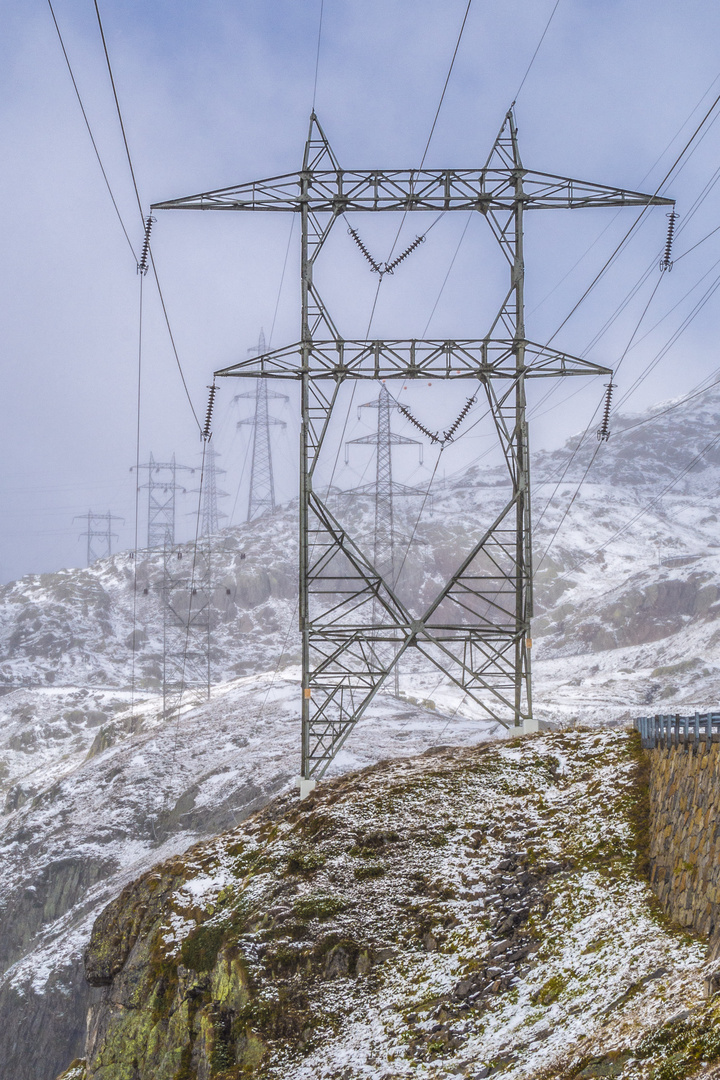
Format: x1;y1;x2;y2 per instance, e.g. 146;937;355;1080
137;215;155;276
348;226;383;274
347;225;426;276
384;234;426;275
596;380;614;442
397;403;440;444
396;393;477;447
202;383;217;441
659;210;678;272
443;395;477;443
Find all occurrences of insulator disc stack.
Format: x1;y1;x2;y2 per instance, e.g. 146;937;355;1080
137;215;155;276
397;403;439;444
384;234;426;275
596;381;614;442
443;395;477;443
659;211;678;272
348;226;382;274
203;383;217;441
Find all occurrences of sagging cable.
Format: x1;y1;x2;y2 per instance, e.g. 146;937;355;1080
138;215;155;276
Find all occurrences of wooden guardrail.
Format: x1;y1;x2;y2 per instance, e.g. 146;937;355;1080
635;713;720;749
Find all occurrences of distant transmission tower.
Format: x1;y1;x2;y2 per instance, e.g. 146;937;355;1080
160;542;213;721
345;384;424;583
346;384;424;693
194;443;228;536
132;453;194;548
234;332;288;522
74;510;123;565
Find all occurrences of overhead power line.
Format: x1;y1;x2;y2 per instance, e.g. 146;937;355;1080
46;0;136;260
513;0;562;103
92;0;144;220
547;87;720;345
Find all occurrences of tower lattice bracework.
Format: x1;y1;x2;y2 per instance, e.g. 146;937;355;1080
132;453;211;719
133;453;194;549
345;383;425;693
153;109;673;782
159;541;213;721
195;443;229;537
75;510;123;565
345;384;424;583
234;332;288;522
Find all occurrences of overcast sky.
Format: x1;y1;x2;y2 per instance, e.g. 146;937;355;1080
3;0;720;583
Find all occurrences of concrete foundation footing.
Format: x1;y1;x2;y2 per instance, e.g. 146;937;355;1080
296;778;317;800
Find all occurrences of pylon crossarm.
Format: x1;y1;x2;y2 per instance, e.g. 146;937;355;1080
216;339;612;380
348;431;420;447
153;169;672;215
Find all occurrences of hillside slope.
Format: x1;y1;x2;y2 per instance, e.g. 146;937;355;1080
6;384;720;1078
57;729;720;1080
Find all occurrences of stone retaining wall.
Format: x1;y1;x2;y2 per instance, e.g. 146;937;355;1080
648;741;720;950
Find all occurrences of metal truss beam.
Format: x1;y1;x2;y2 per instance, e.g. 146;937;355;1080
154;109;673;782
152;171;672;215
215;338;611;381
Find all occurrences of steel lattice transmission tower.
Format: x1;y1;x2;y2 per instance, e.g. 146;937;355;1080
345;383;423;584
74;510;123;565
154;109;672;787
195;443;228;536
132;453;194;548
345;383;424;694
160;542;213;721
234;332;288;522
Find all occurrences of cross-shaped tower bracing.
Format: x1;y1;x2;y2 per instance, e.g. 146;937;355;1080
234;332;289;522
132;453;194;549
195;443;229;537
74;510;123;565
154;109;673;783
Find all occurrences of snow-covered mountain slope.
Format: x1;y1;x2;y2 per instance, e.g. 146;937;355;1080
56;729;718;1080
4;381;720;1078
0;672;499;1080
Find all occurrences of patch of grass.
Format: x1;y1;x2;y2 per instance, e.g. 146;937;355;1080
636;1007;720;1079
286;850;326;875
533;973;568;1006
354;863;386;880
292;894;346;922
651;659;699;679
624;729;652;879
297;813;336;840
428;833;448;848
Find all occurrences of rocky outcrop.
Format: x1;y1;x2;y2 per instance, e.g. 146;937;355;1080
56;731;720;1080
